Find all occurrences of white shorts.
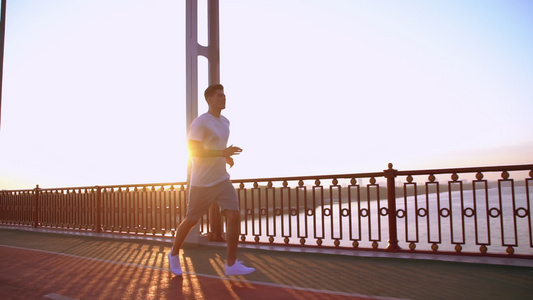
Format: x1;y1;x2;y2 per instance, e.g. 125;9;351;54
186;179;239;221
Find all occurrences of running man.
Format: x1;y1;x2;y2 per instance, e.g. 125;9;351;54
168;84;255;276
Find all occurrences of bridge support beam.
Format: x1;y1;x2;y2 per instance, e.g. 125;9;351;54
185;0;223;244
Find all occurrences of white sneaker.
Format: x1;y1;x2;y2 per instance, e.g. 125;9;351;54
168;250;182;275
225;260;256;276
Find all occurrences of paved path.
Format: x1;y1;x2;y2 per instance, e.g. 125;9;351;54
0;228;532;299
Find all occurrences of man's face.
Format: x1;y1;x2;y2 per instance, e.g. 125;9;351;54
208;89;226;110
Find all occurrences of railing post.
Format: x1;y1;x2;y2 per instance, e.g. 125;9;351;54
95;186;102;232
384;163;400;252
33;185;40;228
209;203;224;241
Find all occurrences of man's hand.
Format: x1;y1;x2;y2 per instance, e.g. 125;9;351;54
223;145;241;168
226;157;234;168
221;145;242;157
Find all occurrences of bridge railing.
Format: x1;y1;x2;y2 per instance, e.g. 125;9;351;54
1;163;532;258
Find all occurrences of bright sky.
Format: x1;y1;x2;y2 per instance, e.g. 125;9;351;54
1;0;532;189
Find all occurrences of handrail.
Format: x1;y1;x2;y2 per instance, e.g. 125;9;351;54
396;164;533;176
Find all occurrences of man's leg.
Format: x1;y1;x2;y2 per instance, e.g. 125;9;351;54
223;209;255;275
224;210;240;266
172;185;210;256
171;218;198;256
217;180;255;275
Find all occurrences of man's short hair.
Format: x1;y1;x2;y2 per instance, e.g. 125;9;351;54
204;84;224;100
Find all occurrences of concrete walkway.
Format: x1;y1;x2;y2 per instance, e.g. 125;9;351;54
0;227;532;299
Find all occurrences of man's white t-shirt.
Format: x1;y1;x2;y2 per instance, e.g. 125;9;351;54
188;112;231;187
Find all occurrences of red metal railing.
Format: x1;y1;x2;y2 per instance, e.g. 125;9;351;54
1;163;532;258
